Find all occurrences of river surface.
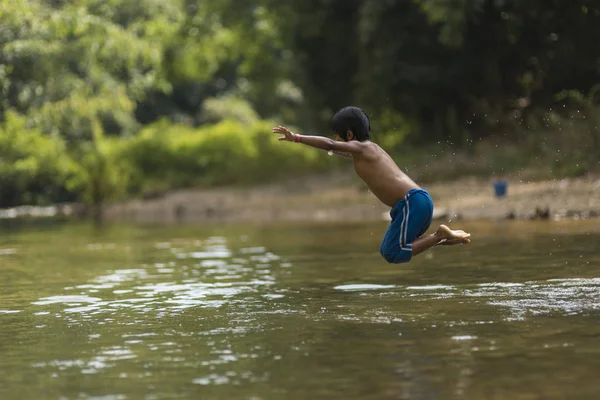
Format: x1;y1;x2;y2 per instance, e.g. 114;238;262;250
1;220;600;399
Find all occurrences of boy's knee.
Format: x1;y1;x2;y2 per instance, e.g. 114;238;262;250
380;248;412;264
380;239;413;264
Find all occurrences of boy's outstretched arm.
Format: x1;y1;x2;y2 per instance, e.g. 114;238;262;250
412;225;471;257
272;126;363;155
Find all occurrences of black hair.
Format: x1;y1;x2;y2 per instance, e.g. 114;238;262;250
331;106;371;141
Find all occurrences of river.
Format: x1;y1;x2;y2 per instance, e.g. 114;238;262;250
1;219;599;399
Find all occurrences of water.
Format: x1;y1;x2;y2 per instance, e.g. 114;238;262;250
1;220;600;399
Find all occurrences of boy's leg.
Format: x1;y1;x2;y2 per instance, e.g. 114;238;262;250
381;189;474;261
411;224;471;256
380;191;433;264
402;191;470;257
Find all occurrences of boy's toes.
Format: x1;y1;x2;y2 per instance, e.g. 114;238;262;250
452;229;470;238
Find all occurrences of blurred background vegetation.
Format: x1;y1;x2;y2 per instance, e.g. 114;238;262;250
1;0;599;213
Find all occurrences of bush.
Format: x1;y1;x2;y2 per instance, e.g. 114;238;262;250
0;111;337;209
66;136;133;208
0;112;77;207
123;118;333;194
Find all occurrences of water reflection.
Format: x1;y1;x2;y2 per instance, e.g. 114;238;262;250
334;284;396;291
23;238;600;328
27;233;600;333
333;278;600;322
30;237;283;318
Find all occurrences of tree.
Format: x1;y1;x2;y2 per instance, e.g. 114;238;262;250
0;0;173;141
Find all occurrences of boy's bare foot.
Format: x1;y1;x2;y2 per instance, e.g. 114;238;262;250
435;224;471;246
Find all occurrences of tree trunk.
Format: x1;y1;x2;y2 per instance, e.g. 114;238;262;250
91;202;104;228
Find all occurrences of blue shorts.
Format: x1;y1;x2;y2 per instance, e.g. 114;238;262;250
380;188;434;264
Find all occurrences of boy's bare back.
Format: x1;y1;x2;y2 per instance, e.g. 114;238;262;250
351;141;419;208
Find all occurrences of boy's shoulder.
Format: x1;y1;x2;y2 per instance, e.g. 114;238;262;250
354;141;384;160
358;140;377;149
362;140;385;154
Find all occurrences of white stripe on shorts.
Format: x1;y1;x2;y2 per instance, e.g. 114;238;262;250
402;196;411;246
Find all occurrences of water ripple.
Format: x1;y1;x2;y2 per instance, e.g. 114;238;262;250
31;240;281;320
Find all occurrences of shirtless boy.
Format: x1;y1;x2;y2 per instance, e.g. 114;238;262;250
272;106;470;264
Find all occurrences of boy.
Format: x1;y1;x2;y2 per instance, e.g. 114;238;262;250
272;106;470;264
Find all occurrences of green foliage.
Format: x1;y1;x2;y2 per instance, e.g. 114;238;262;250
0;0;171;140
268;0;600;140
124;119;329;194
1;0;600;212
67;134;132;207
555;85;600;158
0;111;134;209
0;112;75;206
371;109;414;150
201;96;260;125
524;105;600;178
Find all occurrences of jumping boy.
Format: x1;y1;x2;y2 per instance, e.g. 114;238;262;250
272;106;470;264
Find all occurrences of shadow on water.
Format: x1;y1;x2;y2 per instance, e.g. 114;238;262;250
1;219;600;399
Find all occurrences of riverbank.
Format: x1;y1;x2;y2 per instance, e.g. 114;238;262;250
103;174;600;224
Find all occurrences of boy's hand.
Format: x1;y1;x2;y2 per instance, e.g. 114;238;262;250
435;224;471;245
272;126;297;142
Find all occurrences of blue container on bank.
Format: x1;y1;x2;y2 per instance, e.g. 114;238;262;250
493;180;508;197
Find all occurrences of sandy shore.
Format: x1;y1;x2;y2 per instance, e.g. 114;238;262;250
104;174;600;224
